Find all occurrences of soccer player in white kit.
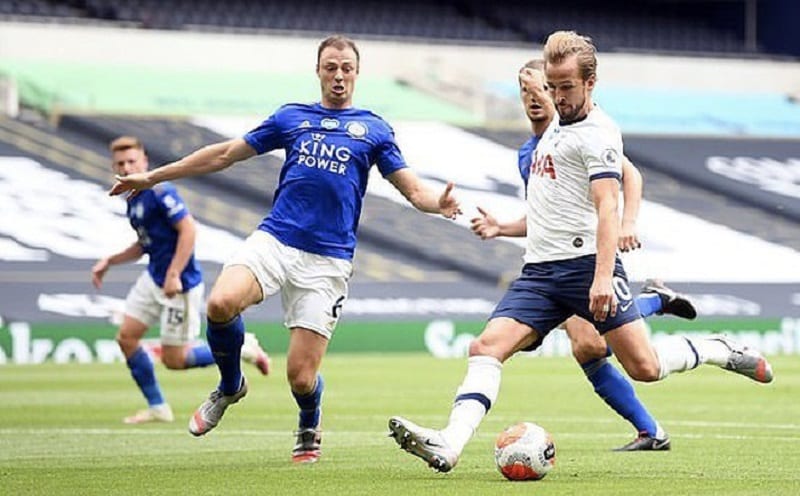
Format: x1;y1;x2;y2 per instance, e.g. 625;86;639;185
388;30;774;473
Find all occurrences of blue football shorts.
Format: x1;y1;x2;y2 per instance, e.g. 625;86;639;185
490;254;641;348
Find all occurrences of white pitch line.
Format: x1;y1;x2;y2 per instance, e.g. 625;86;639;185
1;427;799;443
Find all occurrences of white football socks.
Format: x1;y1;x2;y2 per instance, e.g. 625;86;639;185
654;335;699;379
654;335;731;379
688;337;732;367
441;355;502;454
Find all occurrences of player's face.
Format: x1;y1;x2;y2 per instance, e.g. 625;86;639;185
111;148;148;176
545;55;595;123
317;46;359;109
518;68;552;123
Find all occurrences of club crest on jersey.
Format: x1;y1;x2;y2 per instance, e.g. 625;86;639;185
321;118;340;130
602;148;619;166
132;201;145;219
345;121;368;139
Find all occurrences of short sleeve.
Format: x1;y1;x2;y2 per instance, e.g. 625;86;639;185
243;111;284;155
373;131;407;177
157;187;188;224
582;129;623;182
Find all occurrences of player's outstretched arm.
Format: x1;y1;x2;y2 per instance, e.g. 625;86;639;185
470;207;526;239
387;169;462;219
619;156;642;252
109;138;257;196
91;242;144;289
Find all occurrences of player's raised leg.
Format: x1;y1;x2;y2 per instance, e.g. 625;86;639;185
607;319;773;384
189;265;262;436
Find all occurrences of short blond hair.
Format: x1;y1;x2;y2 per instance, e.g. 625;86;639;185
109;136;144;154
543;30;597;81
519;59;545;73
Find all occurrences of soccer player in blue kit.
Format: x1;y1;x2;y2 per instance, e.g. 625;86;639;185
94;136;270;425
470;60;696;451
388;31;774;473
109;36;461;463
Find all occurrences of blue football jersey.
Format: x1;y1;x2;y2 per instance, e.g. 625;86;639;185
244;102;408;260
126;182;203;291
517;135;541;189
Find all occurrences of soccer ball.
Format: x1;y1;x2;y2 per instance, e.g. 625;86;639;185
494;422;556;481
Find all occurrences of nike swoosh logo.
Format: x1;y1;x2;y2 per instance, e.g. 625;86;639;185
652;439;669;449
423;439;443;448
619;301;633;312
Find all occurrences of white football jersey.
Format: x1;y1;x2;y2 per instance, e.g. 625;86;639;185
524;105;623;263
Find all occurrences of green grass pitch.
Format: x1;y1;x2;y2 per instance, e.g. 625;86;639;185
2;353;799;495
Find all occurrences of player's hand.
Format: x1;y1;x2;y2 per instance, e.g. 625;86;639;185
618;219;641;252
109;172;154;197
163;274;183;299
519;68;548;98
471;206;501;240
91;258;109;289
589;276;617;322
438;182;463;220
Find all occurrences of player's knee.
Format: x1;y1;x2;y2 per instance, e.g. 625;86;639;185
468;336;492;357
287;367;316;395
115;331;138;355
571;339;608;364
625;360;660;382
161;353;185;370
206;293;238;322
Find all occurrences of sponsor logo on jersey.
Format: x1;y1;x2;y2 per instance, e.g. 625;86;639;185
298;137;352;175
572;237;583;248
531;153;557;180
321;118;340;130
345;121;368;139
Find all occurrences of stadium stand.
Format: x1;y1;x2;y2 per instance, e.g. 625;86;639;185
0;0;795;57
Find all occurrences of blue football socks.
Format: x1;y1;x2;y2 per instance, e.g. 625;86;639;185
206;315;245;395
636;293;663;318
582;357;657;437
127;346;165;407
293;374;324;429
184;343;215;368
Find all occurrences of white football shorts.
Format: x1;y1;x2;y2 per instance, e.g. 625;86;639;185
124;271;205;346
224;230;352;340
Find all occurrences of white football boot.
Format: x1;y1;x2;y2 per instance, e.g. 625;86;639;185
241;332;271;376
123;403;174;424
388;416;459;473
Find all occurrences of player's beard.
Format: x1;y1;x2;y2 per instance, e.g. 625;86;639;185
557;98;586;123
